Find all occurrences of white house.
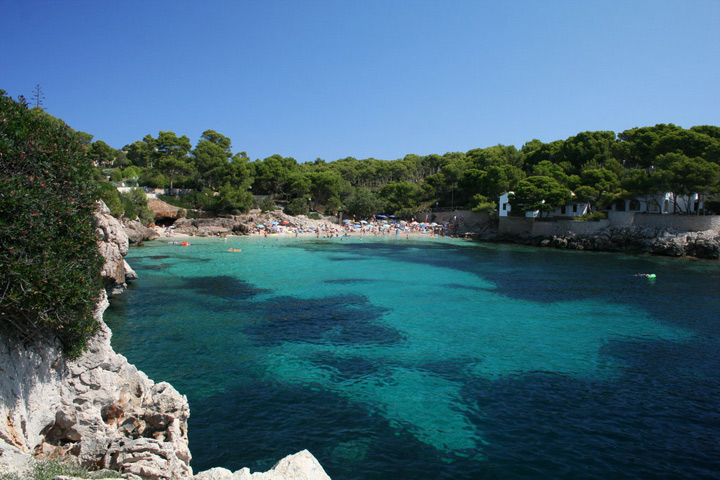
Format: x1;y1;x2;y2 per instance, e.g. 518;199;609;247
498;192;591;218
608;193;704;214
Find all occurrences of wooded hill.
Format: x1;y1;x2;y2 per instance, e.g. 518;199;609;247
94;125;720;220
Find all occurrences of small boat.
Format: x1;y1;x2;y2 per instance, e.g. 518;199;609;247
227;248;242;252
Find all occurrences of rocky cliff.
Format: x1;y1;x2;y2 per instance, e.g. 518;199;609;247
0;204;330;480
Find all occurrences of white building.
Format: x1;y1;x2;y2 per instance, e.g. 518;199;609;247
608;193;704;214
498;192;591;218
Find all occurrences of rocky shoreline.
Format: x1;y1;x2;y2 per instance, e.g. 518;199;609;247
494;225;720;260
0;203;330;480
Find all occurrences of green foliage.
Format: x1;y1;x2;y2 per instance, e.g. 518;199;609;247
259;197;277;212
138;170;169;188
0;91;104;358
113;120;720;218
215;183;253;214
574;211;608;222
109;168;123;182
469;194;496;213
120;188;154;224
510;176;572;216
86;140;116;167
97;182;123;216
122;165;142;179
15;459;123;480
343;188;385;219
284;197;310;216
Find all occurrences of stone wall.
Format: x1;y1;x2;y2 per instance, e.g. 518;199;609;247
632;214;720;232
529;219;610;237
500;213;720;238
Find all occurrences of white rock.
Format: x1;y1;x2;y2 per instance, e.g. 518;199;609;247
195;450;331;480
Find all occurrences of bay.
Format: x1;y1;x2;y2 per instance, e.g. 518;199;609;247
104;235;720;479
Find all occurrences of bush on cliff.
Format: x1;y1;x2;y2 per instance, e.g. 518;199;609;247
0;91;104;358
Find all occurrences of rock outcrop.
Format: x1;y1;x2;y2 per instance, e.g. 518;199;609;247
171;217;251;236
193;450;330;480
123;219;160;244
147;198;182;223
508;225;720;259
0;292;193;479
96;202;137;295
0;202;331;480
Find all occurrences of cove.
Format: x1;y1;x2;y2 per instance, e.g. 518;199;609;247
104;236;720;480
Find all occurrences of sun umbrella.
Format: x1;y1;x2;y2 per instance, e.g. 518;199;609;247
271;221;279;225
343;219;352;223
257;224;265;228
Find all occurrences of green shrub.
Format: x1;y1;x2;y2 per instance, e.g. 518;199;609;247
120;188;154;225
97;182;123;216
0;91;104;358
284;197;310;216
259;197;276;212
575;211;608;221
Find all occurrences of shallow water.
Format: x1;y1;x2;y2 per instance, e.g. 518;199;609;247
104;235;720;479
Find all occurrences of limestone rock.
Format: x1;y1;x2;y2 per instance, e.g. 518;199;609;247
123;220;160;244
96;201;132;295
0;294;192;479
195;450;330;480
147;198;182;222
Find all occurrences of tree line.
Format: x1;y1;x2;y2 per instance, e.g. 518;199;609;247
92;124;720;220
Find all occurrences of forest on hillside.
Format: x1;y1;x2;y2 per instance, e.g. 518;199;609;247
12;88;720;220
91;124;720;220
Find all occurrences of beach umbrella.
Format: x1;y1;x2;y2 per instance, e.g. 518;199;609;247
360;220;368;224
271;221;279;225
281;220;290;224
343;219;352;223
376;215;386;218
257;224;265;228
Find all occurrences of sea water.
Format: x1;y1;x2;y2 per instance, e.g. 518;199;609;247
104;235;720;479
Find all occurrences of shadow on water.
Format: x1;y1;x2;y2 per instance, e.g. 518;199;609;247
180;275;269;300
245;294;403;347
189;378;486;480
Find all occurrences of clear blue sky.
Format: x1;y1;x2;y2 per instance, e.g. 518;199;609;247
2;0;719;163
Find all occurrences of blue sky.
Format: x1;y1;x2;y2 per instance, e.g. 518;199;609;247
2;0;719;163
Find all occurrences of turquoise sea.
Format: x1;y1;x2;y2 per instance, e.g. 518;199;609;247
104;235;720;479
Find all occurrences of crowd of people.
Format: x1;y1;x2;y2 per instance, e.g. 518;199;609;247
251;217;457;239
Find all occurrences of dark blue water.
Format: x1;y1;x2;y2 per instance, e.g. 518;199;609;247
104;236;720;479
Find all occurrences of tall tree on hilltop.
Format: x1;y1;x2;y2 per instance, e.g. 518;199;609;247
31;84;45;109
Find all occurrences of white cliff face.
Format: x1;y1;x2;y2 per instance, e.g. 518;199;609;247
0;203;330;480
0;203;191;479
0;292;193;479
96;201;133;296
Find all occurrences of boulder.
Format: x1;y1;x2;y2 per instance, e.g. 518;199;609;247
194;450;330;480
96;202;130;295
147;198;182;221
124;220;160;243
